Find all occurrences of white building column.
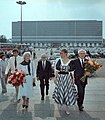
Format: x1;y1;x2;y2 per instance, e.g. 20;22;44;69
70;43;72;47
44;43;47;47
74;42;77;47
35;42;38;47
39;43;42;47
61;43;64;47
78;43;81;47
83;43;86;47
92;43;94;47
87;43;90;47
65;43;68;47
96;43;99;47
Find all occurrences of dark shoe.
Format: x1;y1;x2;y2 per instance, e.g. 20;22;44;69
25;105;28;109
22;105;26;108
25;99;29;109
22;100;26;108
79;106;83;111
81;105;84;109
33;82;36;87
41;97;44;100
46;91;48;95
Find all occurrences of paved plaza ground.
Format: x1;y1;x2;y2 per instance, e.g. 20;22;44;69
0;77;105;120
0;49;105;120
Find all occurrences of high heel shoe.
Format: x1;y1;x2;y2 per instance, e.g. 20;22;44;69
65;106;70;115
25;99;29;109
22;100;26;108
22;105;26;108
25;105;28;109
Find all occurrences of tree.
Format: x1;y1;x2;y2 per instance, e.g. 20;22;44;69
0;35;7;43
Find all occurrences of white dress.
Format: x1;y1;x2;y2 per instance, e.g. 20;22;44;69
18;61;35;99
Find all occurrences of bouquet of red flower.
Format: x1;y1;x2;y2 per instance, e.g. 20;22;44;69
80;60;102;82
8;69;26;87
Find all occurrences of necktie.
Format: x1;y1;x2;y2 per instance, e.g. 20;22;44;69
81;59;84;67
15;57;17;68
42;61;44;69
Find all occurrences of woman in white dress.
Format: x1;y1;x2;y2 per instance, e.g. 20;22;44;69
18;52;35;109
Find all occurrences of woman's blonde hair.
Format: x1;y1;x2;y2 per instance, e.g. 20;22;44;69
23;52;31;58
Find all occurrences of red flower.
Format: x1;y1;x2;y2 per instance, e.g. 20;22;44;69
8;69;26;87
80;60;102;82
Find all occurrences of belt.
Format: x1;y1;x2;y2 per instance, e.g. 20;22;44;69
58;71;69;74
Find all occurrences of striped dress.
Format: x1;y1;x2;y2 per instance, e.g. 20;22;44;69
53;59;77;106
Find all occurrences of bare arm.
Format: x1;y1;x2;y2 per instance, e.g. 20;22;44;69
54;71;58;84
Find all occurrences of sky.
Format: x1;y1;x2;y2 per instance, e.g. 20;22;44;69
0;0;105;39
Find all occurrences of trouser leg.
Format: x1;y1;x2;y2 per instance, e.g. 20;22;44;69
81;84;86;105
1;77;7;93
45;79;49;95
40;79;45;98
77;84;86;107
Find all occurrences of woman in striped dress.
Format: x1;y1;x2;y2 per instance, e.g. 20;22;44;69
53;49;77;114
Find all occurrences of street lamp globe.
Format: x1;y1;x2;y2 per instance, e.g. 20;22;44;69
16;1;26;5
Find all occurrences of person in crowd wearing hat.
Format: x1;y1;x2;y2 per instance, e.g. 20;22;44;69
0;54;7;95
36;54;52;100
18;52;35;109
5;48;23;102
72;49;91;111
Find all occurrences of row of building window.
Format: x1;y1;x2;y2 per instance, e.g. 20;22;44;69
23;42;101;47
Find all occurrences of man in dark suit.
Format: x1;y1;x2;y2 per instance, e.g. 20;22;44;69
36;54;52;100
72;49;90;111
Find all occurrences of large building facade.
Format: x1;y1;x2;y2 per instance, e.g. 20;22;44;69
12;20;103;47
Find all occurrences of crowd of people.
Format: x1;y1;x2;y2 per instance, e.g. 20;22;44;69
0;48;91;115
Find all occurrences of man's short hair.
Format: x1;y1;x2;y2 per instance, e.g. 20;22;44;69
78;49;86;54
41;54;47;58
0;54;5;58
12;48;19;53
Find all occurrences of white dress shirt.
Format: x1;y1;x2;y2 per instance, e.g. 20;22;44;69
79;58;84;67
42;60;46;69
5;55;23;74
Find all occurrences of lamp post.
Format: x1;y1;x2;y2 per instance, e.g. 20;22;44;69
16;1;26;45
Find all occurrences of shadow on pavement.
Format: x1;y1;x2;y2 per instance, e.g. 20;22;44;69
0;94;9;102
34;96;54;119
57;107;100;120
0;103;33;120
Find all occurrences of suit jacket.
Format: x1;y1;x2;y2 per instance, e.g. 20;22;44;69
72;58;87;85
36;60;52;80
0;59;7;78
